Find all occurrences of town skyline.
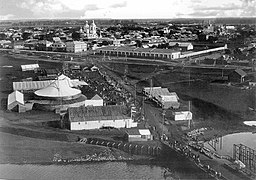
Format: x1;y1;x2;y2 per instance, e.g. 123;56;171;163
0;0;256;21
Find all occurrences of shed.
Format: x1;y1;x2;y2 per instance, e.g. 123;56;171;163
171;111;192;121
125;128;153;142
7;91;25;112
228;69;247;83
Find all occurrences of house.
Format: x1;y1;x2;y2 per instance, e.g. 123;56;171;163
66;41;87;53
169;42;194;50
35;40;53;51
7;91;25;112
228;69;247;83
65;105;137;130
21;64;39;71
51;41;66;52
84;94;103;107
125;128;153;142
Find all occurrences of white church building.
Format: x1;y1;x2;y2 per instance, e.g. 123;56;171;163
80;20;98;39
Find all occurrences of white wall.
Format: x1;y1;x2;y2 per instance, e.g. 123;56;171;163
70;118;137;130
171;52;181;59
180;45;227;58
66;42;87;53
84;99;103;107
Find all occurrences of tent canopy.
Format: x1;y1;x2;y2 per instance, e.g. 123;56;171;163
35;75;81;98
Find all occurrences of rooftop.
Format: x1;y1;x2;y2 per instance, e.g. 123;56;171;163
68;105;130;122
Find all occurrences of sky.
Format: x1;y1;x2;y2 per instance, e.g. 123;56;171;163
0;0;256;20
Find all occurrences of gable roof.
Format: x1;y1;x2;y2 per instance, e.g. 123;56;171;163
91;94;102;100
69;105;130;122
234;69;247;77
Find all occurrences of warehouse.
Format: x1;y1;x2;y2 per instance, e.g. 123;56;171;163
143;87;180;109
66;105;138;130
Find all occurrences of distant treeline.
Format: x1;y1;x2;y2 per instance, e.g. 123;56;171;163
0;17;255;28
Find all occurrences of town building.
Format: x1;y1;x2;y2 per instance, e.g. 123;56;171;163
51;41;66;52
35;40;53;51
169;42;193;50
66;41;87;53
125;128;153;142
97;46;181;60
228;69;247;83
65;105;137;130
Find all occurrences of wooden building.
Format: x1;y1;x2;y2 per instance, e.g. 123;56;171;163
228;69;247;83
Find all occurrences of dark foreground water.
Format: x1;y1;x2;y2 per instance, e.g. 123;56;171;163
0;162;166;180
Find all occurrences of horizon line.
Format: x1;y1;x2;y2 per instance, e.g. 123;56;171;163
1;16;256;22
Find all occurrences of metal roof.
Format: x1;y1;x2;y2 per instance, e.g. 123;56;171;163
69;105;130;122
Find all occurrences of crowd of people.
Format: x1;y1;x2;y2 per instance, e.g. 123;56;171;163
81;67;134;107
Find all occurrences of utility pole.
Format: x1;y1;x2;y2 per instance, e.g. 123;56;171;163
134;83;136;105
188;101;191;129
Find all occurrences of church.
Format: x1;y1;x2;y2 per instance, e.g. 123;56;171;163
80;20;98;39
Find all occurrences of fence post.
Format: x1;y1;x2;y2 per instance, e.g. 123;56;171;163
141;145;144;155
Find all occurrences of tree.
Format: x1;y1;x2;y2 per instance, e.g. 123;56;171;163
22;32;32;41
72;31;81;41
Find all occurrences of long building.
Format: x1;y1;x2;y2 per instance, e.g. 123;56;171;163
96;46;181;60
65;105;137;130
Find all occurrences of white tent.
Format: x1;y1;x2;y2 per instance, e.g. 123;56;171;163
21;64;39;71
35;75;81;98
7;91;25;111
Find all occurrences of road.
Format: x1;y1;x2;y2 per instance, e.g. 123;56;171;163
142;98;253;180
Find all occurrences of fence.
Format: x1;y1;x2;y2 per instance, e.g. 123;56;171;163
81;137;162;156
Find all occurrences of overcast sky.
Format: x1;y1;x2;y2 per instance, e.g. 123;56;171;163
0;0;255;20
